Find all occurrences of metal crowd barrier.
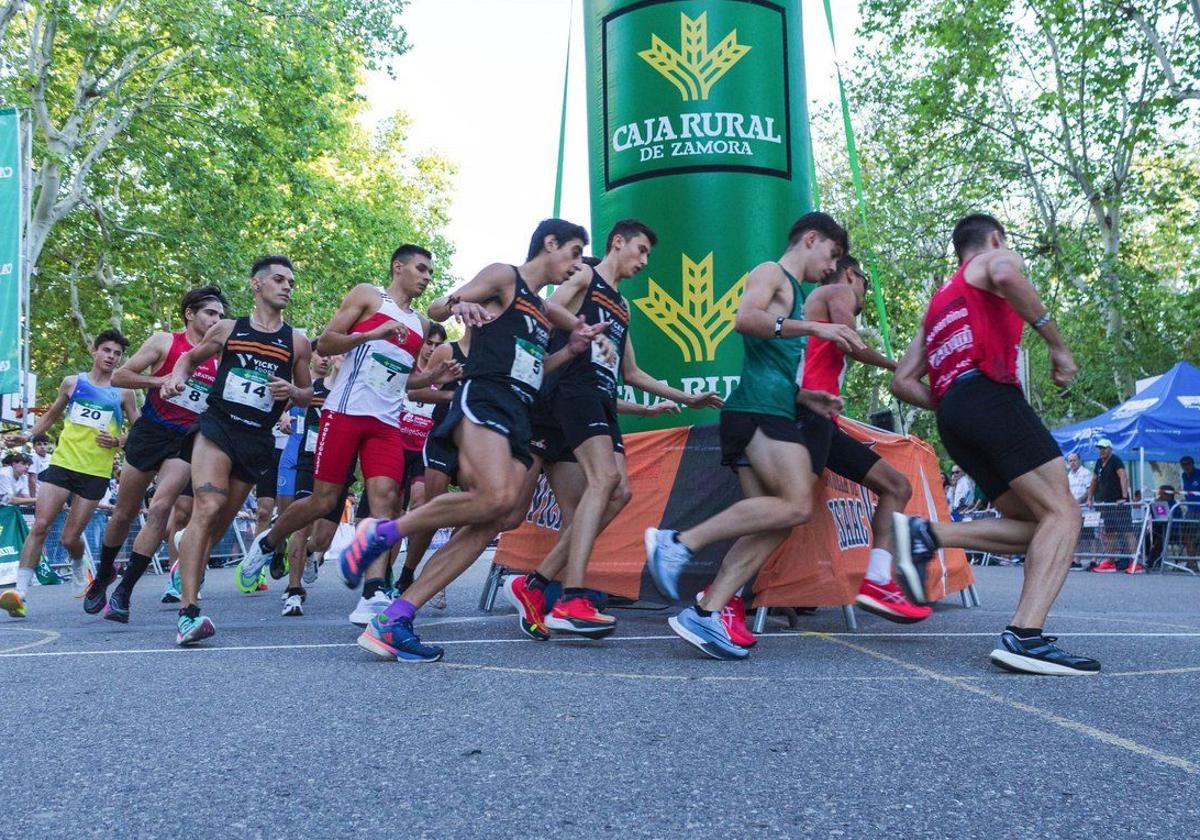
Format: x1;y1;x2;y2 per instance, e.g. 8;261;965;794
1159;501;1200;575
1075;502;1151;569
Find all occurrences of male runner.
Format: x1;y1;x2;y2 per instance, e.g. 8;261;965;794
236;244;455;627
338;218;611;662
889;213;1099;675
0;331;137;618
162;255;312;644
505;220;724;638
642;212;864;660
81;286;228;622
799;256;930;625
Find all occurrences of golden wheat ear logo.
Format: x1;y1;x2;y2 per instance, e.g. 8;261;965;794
634;253;747;363
639;12;751;102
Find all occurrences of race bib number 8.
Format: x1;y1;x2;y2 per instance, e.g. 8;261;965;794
364;353;412;396
510;338;545;389
68;400;114;431
224;367;274;412
166;378;212;413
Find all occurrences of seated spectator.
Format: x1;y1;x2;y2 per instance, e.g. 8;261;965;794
1147;486;1184;569
0;452;35;507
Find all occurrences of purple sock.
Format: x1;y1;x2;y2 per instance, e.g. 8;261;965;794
382;596;417;623
376;519;403;547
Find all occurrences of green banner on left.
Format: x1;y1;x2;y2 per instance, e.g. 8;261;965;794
0;109;21;395
0;504;28;587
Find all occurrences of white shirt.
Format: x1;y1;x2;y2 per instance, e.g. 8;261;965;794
0;467;32;505
30;452;50;476
951;475;975;510
1067;465;1092;504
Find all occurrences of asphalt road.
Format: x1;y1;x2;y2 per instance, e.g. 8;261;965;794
1;562;1198;838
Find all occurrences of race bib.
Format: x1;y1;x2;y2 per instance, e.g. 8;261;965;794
165;377;212;413
363;352;411;396
510;338;545;389
591;339;618;374
68;399;114;431
223;367;274;412
401;397;436;420
304;426;319;454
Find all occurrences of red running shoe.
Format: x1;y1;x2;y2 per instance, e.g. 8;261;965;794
501;574;550;641
698;587;757;648
856;578;932;624
1124;561;1145;574
1090;559;1119;573
546;595;616;638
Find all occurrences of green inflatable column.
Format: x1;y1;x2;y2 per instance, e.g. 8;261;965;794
584;0;813;431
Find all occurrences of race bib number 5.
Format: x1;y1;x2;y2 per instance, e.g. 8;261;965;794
510;338;545;389
364;353;412;396
223;368;274;412
68;399;114;431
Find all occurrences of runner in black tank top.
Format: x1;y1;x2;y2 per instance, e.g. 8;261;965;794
163;255;312;646
337;219;611;664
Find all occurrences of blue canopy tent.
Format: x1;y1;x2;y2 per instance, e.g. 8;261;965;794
1053;361;1200;492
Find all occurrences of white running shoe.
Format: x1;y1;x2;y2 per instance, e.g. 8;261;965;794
348;591;391;627
70;558;87;598
302;551;320;586
428;589;447;611
281;593;304;617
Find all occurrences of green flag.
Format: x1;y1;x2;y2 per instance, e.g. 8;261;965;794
0;505;28;586
0;109;20;394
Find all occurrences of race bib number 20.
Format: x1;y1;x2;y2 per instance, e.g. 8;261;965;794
68;399;114;431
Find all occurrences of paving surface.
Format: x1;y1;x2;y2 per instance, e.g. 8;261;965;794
2;562;1198;838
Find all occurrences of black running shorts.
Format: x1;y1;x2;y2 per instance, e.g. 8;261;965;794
552;385;624;458
294;452;351;523
423;433;459;484
719;408;832;475
936;372;1063;501
123;416;188;473
181;413;275;487
826;424;882;485
40;464;109;501
431;379;534;469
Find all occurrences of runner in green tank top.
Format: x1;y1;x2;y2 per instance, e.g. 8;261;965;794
642;213;867;661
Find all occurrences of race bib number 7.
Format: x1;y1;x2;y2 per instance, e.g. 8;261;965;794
68;399;114;431
223;367;274;412
364;353;412;397
510;338;545;389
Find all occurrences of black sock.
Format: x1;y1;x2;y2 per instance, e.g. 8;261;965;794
97;543;121;579
398;566;416;589
670;531;682;544
1006;625;1042;640
259;535;276;555
694;605;713;618
180;604;200;619
527;571;551;591
562;587;588;601
115;552;153;596
363;577;387;599
286;586;306;597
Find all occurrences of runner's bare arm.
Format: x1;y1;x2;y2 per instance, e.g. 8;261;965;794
121;389;139;435
278;333;313;407
545;318;609;374
983;251;1077;388
889;332;934;410
544;265;592;315
621;334;723;408
162;319;233;397
24;376;75;439
617;398;680;417
428;263;511;325
824;286;897;372
795;388;845;419
317;284;398;355
735;263;866;353
111;332;173;390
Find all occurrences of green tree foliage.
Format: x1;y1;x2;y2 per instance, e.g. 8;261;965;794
818;0;1199;447
0;0;456;397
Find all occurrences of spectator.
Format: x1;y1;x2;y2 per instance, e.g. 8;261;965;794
28;433;51;497
0;452;35;507
1066;452;1091;505
1086;439;1133;572
1181;456;1199;514
949;465;975;516
1146;485;1183;569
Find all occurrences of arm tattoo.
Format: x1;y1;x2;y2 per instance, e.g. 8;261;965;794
194;482;230;498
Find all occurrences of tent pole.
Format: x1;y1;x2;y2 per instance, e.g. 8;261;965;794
1139;447;1145;500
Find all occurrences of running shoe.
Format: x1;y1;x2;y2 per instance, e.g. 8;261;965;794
70;558;87;598
1124;561;1145;575
856;578;932;624
428;589;447;611
83;570;117;615
103;587;131;624
339;519;395;590
269;545;288;581
667;606;748;661
989;631;1101;676
545;595;617;638
0;589;26;618
698;587;757;648
176;609;215;646
280;586;307;603
348;591;391;627
358;614;443;663
644;528;693;602
255;570;268;592
891;513;937;605
302;551;320;585
281;590;304;617
161;562;182;602
502;574;550;641
237;531;274;590
1089;559;1118;573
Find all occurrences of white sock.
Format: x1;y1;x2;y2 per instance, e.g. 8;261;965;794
866;548;893;584
16;567;33;597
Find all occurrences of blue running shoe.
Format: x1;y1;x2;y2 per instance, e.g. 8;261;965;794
358;614;443;663
237;531;274;591
176;608;215;646
989;631;1100;676
644;528;693;602
667;606;748;661
339;518;396;590
161;561;182;603
103;586;131;624
83;571;117;615
891;513;937;605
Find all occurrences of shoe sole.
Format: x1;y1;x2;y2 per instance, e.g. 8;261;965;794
644;528;680;601
282;607;303;617
348;613;376;628
83;576;116;614
161;593;181;603
988;649;1100;676
357;631;442;663
544;615;617;639
667;615;747;661
103;602;130;624
890;513;929;605
176;619;215;646
854;594;930;625
502;577;550;641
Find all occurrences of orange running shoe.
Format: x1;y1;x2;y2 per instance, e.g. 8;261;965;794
502;574;549;641
1090;559;1119;573
856;579;932;624
545;595;616;638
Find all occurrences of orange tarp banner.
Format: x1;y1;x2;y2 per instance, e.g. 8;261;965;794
494;419;973;606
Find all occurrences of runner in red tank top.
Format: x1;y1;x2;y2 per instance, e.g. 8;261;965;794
802;256;929;624
83;286;229;622
890;214;1098;675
